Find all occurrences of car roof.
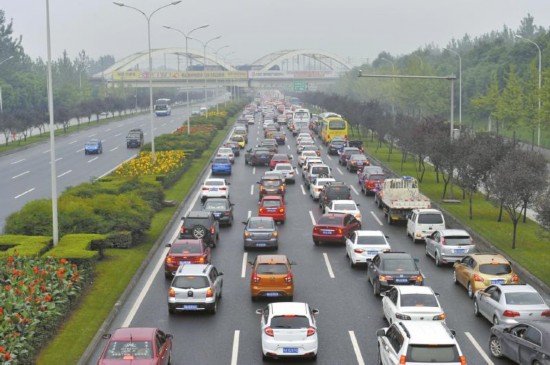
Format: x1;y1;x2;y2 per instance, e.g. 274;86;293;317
256;254;289;264
412;208;442;214
394;286;436;295
492;283;538;293
175;264;210;275
397;322;456;345
111;327;157;341
470;253;508;264
438;229;470;236
204;178;226;183
355;230;385;237
186;211;212;218
270;302;309;316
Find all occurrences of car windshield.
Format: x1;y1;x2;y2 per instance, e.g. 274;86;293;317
263;200;281;208
504;292;545;305
270;315;310;329
444;236;472;246
86;142;98;147
418;214;444;224
205;180;224;186
356;236;387;245
262;180;281;187
171;243;201;254
204;201;227;210
248;218;275;229
328;119;346;130
256;263;288;275
318;216;343;225
311;167;329;175
104;340;153;359
302;152;317;158
383;259;417;271
479;263;512;275
400;293;439;307
406;345;460;362
171;275;209;289
213;158;229;164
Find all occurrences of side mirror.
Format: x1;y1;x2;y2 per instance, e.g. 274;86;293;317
218;272;223;275
311;309;319;315
435;292;440;296
380;291;387;297
255;309;263;315
356;204;360;207
376;329;386;337
102;334;112;339
242;221;248;225
165;243;172;248
256;181;260;184
226;182;231;185
385;235;389;239
450;329;456;336
166;334;173;339
231;203;235;206
413;258;419;263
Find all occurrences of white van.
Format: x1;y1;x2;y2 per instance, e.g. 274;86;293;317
406;208;446;243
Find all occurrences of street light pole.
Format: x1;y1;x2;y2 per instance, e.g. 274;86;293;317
213;45;229;114
163;24;209;135
515;34;542;147
113;1;182;162
444;48;462;131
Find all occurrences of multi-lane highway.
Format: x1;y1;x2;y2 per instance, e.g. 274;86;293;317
88;114;515;365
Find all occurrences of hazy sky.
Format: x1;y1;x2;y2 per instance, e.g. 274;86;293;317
3;1;550;66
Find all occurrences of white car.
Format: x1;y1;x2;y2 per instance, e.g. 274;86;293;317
345;230;391;266
256;302;319;361
273;163;295;183
325;200;361;222
298;151;318;166
381;286;446;324
302;157;323;175
310;177;336;200
217;147;235;163
200;178;230;202
296;133;312;144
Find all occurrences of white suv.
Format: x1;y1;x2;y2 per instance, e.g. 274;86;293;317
377;321;466;365
406;209;445;243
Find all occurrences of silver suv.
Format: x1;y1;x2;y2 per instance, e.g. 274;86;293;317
377;321;466;365
168;264;223;314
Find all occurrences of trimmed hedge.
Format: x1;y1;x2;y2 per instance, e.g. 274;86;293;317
0;235;52;257
45;234;106;262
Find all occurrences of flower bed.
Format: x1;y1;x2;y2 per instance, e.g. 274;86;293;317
114;150;186;176
173;124;216;136
0;254;86;363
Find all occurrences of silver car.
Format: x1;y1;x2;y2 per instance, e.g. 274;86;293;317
474;284;550;325
425;229;475;266
243;217;278;250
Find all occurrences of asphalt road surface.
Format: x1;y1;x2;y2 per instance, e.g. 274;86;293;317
88;116;515;365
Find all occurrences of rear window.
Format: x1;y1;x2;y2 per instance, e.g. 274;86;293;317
328;119;346;130
311;167;329;175
171;243;201;254
275;165;292;171
213;158;229;164
382;258;417;271
318;216;343;225
356;236;387;245
270;315;310;329
263;200;281;208
333;203;356;211
172;275;209;289
248;219;274;229
504;292;545;305
327;187;351;197
368;174;385;181
400;294;439;307
104;341;153;359
218;148;232;154
262;180;281;187
204;200;227;210
479;263;512;275
256;263;288;275
417;213;444;224
230;136;243;142
406;345;460;363
444;236;472;246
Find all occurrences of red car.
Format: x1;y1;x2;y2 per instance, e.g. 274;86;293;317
97;327;173;365
312;213;362;245
164;239;212;278
259;195;286;223
269;153;291;170
362;173;386;195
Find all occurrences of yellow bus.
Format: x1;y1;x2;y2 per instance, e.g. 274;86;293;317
319;113;349;144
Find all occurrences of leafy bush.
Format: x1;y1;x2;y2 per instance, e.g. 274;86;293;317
45;234;106;262
4;200;52;236
0;235;52;257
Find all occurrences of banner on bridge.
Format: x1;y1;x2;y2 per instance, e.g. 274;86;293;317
248;70;340;79
112;70;248;81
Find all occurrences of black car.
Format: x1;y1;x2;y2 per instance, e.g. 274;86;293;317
179;211;220;247
245;147;273;166
271;132;286;145
258;139;279;153
367;252;424;295
257;176;285;200
126;128;144;148
338;147;361;166
327;138;346;155
225;142;240;156
202;198;234;226
490;321;550;364
319;182;352;213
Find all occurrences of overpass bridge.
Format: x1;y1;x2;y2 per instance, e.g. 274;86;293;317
92;48;352;92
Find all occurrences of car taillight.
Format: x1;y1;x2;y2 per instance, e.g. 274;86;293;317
313;226;320;233
412;275;423;282
206;288;214;298
259;207;265;213
202;187;209;190
441;238;446;246
285;272;293;284
220;187;227;191
199;257;205;263
433;313;446;320
354;249;365;254
180;226;185;234
337;228;343;235
307;327;316;336
252;272;260;283
512;274;519;283
399;355;406;365
264;327;274;336
541;310;550;317
503;310;520;317
379;275;393;281
279;208;284;213
166;256;174;263
169;288;175;298
474;274;483;282
210;226;215;235
459;355;467;365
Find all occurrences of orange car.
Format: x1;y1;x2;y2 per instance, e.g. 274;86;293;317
453;253;519;298
259;195;286;223
249;254;295;301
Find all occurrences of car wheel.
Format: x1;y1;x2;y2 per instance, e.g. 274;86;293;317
191;225;207;239
228;216;233;226
425;245;429;257
489;336;503;358
168;307;176;315
288;295;293;301
251;296;256;302
467;282;474;298
387;213;392;225
493;315;499;325
164;272;171;279
210;301;217;314
262;354;268;361
167;351;172;365
452;270;459;285
314;240;320;246
377;346;383;365
349;256;356;268
373;280;380;296
435;253;441;267
473;299;481;317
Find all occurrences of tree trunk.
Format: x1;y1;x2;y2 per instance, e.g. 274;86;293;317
419;159;426;182
469;193;473;220
511;219;518;249
522;201;528;223
498;201;503;222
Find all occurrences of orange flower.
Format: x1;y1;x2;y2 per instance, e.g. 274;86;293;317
4;285;11;291
33;267;39;274
7;256;13;263
60;258;68;264
3;352;10;360
44;294;52;302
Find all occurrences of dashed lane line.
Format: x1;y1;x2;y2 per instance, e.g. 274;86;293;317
309;210;316;225
323;253;335;278
348;331;366;365
241;252;248;278
370;211;384;226
230;330;240;365
300;184;306;195
57;170;72;178
14;188;35;199
250;184;254;195
336;167;344;175
10;158;25;164
465;332;494;365
110;146;119;152
12;171;29;179
351;186;359;195
252;167;256;175
87;157;98;163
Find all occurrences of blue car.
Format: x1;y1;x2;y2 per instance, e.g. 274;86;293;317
211;157;232;175
84;139;103;155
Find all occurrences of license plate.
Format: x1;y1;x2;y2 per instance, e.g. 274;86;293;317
395;278;408;283
183;305;198;310
453;249;466;254
491;279;505;285
211;188;218;191
266;292;279;297
214;213;221;217
283;348;299;354
260;156;267;159
367;251;379;255
179;261;191;265
256;243;267;247
322;230;333;235
268;208;276;212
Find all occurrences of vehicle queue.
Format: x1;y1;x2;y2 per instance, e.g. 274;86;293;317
96;96;550;365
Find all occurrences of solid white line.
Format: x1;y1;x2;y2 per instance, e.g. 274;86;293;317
14;188;35;199
55;157;62;162
351;186;359;195
252;167;256;175
300;184;306;195
87;157;99;163
323;253;335;278
57;170;72;178
12;171;30;179
287;145;290;149
349;331;366;365
241;252;248;278
114;133;122;137
230;330;240;365
309;210;316;225
370;211;384;226
465;332;494;365
154;127;158;131
326;154;332;160
247;210;251;219
106;128;112;132
88;133;96;137
10;158;26;165
337;167;344;175
42;149;50;154
109;146;119;152
250;184;254;195
68;140;78;145
76;148;84;152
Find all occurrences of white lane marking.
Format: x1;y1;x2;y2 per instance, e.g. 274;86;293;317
337;167;344;175
351;186;359;195
68;140;78;145
349;331;366;365
12;171;30;179
109;147;119;152
230;330;240;365
309;211;316;225
57;170;72;178
326;154;332;160
76;148;84;152
465;332;494;365
10;158;26;165
252;167;256;175
106;128;112;132
154;127;158;131
247;210;251;219
300;184;306;195
114;133;122;137
49;157;62;164
323;253;335;278
370;211;384;226
42;149;50;154
241;252;248;278
88;133;96;137
287;145;290;149
101;139;106;143
250;184;254;195
14;188;35;199
87;157;99;163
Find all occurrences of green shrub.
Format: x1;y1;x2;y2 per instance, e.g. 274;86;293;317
4;199;52;236
0;235;52;257
45;234;106;262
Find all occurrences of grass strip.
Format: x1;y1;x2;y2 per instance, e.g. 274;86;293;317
36;120;233;365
